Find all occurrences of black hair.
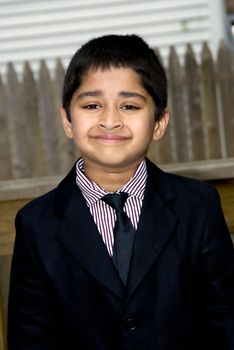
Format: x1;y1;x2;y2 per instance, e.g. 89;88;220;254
62;34;167;120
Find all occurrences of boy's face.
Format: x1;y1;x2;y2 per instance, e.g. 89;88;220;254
61;67;169;172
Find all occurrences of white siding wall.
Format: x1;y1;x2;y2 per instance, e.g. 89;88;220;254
0;0;227;76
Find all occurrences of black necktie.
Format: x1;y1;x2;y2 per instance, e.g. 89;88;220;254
102;192;135;285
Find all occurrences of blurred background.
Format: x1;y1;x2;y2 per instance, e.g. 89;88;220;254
0;0;234;180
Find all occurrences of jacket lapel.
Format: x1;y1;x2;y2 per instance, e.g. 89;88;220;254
54;164;125;300
53;159;178;301
126;159;178;298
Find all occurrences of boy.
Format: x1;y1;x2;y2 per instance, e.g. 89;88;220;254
8;35;234;350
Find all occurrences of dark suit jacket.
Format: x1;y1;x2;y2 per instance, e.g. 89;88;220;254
8;159;234;350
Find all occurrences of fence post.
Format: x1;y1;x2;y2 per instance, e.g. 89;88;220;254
200;42;222;159
185;44;205;161
6;63;29;179
168;46;189;162
0;76;11;180
217;40;234;157
22;62;45;177
53;59;77;173
38;60;60;175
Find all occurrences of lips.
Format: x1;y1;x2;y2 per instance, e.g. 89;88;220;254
92;134;130;141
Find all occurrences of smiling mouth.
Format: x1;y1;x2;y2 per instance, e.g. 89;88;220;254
92;134;130;142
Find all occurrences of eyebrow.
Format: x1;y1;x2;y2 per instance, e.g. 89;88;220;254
119;91;146;101
76;90;102;100
76;90;146;101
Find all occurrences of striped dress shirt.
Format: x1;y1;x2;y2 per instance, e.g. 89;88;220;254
76;158;147;256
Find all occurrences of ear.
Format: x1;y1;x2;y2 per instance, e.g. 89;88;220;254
60;107;73;139
153;109;170;141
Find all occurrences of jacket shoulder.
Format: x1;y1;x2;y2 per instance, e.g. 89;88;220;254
167;171;216;195
17;188;57;220
164;171;221;213
147;158;218;203
17;162;77;220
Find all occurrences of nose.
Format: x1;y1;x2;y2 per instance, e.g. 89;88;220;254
98;107;123;130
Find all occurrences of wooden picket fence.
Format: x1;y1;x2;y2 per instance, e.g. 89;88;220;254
0;40;234;181
149;41;234;164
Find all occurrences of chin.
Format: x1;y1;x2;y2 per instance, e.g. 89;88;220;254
101;157;143;169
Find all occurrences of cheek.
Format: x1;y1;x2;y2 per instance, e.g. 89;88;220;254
132;118;155;139
71;116;88;134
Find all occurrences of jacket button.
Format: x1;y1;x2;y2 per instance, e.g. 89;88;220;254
124;317;137;330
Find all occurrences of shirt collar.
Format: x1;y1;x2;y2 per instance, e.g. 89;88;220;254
76;158;147;207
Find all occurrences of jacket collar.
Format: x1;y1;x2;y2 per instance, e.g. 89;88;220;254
54;158;174;217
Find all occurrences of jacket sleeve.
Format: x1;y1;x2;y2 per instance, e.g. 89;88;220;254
8;211;60;350
200;186;234;349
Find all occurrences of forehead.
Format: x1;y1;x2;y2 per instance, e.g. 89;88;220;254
79;66;144;90
70;67;157;109
70;66;156;110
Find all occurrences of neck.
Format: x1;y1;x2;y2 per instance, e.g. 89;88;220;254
83;161;142;192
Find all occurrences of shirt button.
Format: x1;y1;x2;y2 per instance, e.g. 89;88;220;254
124;317;137;330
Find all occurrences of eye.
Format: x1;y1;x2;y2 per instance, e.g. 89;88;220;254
121;104;140;110
83;103;101;110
